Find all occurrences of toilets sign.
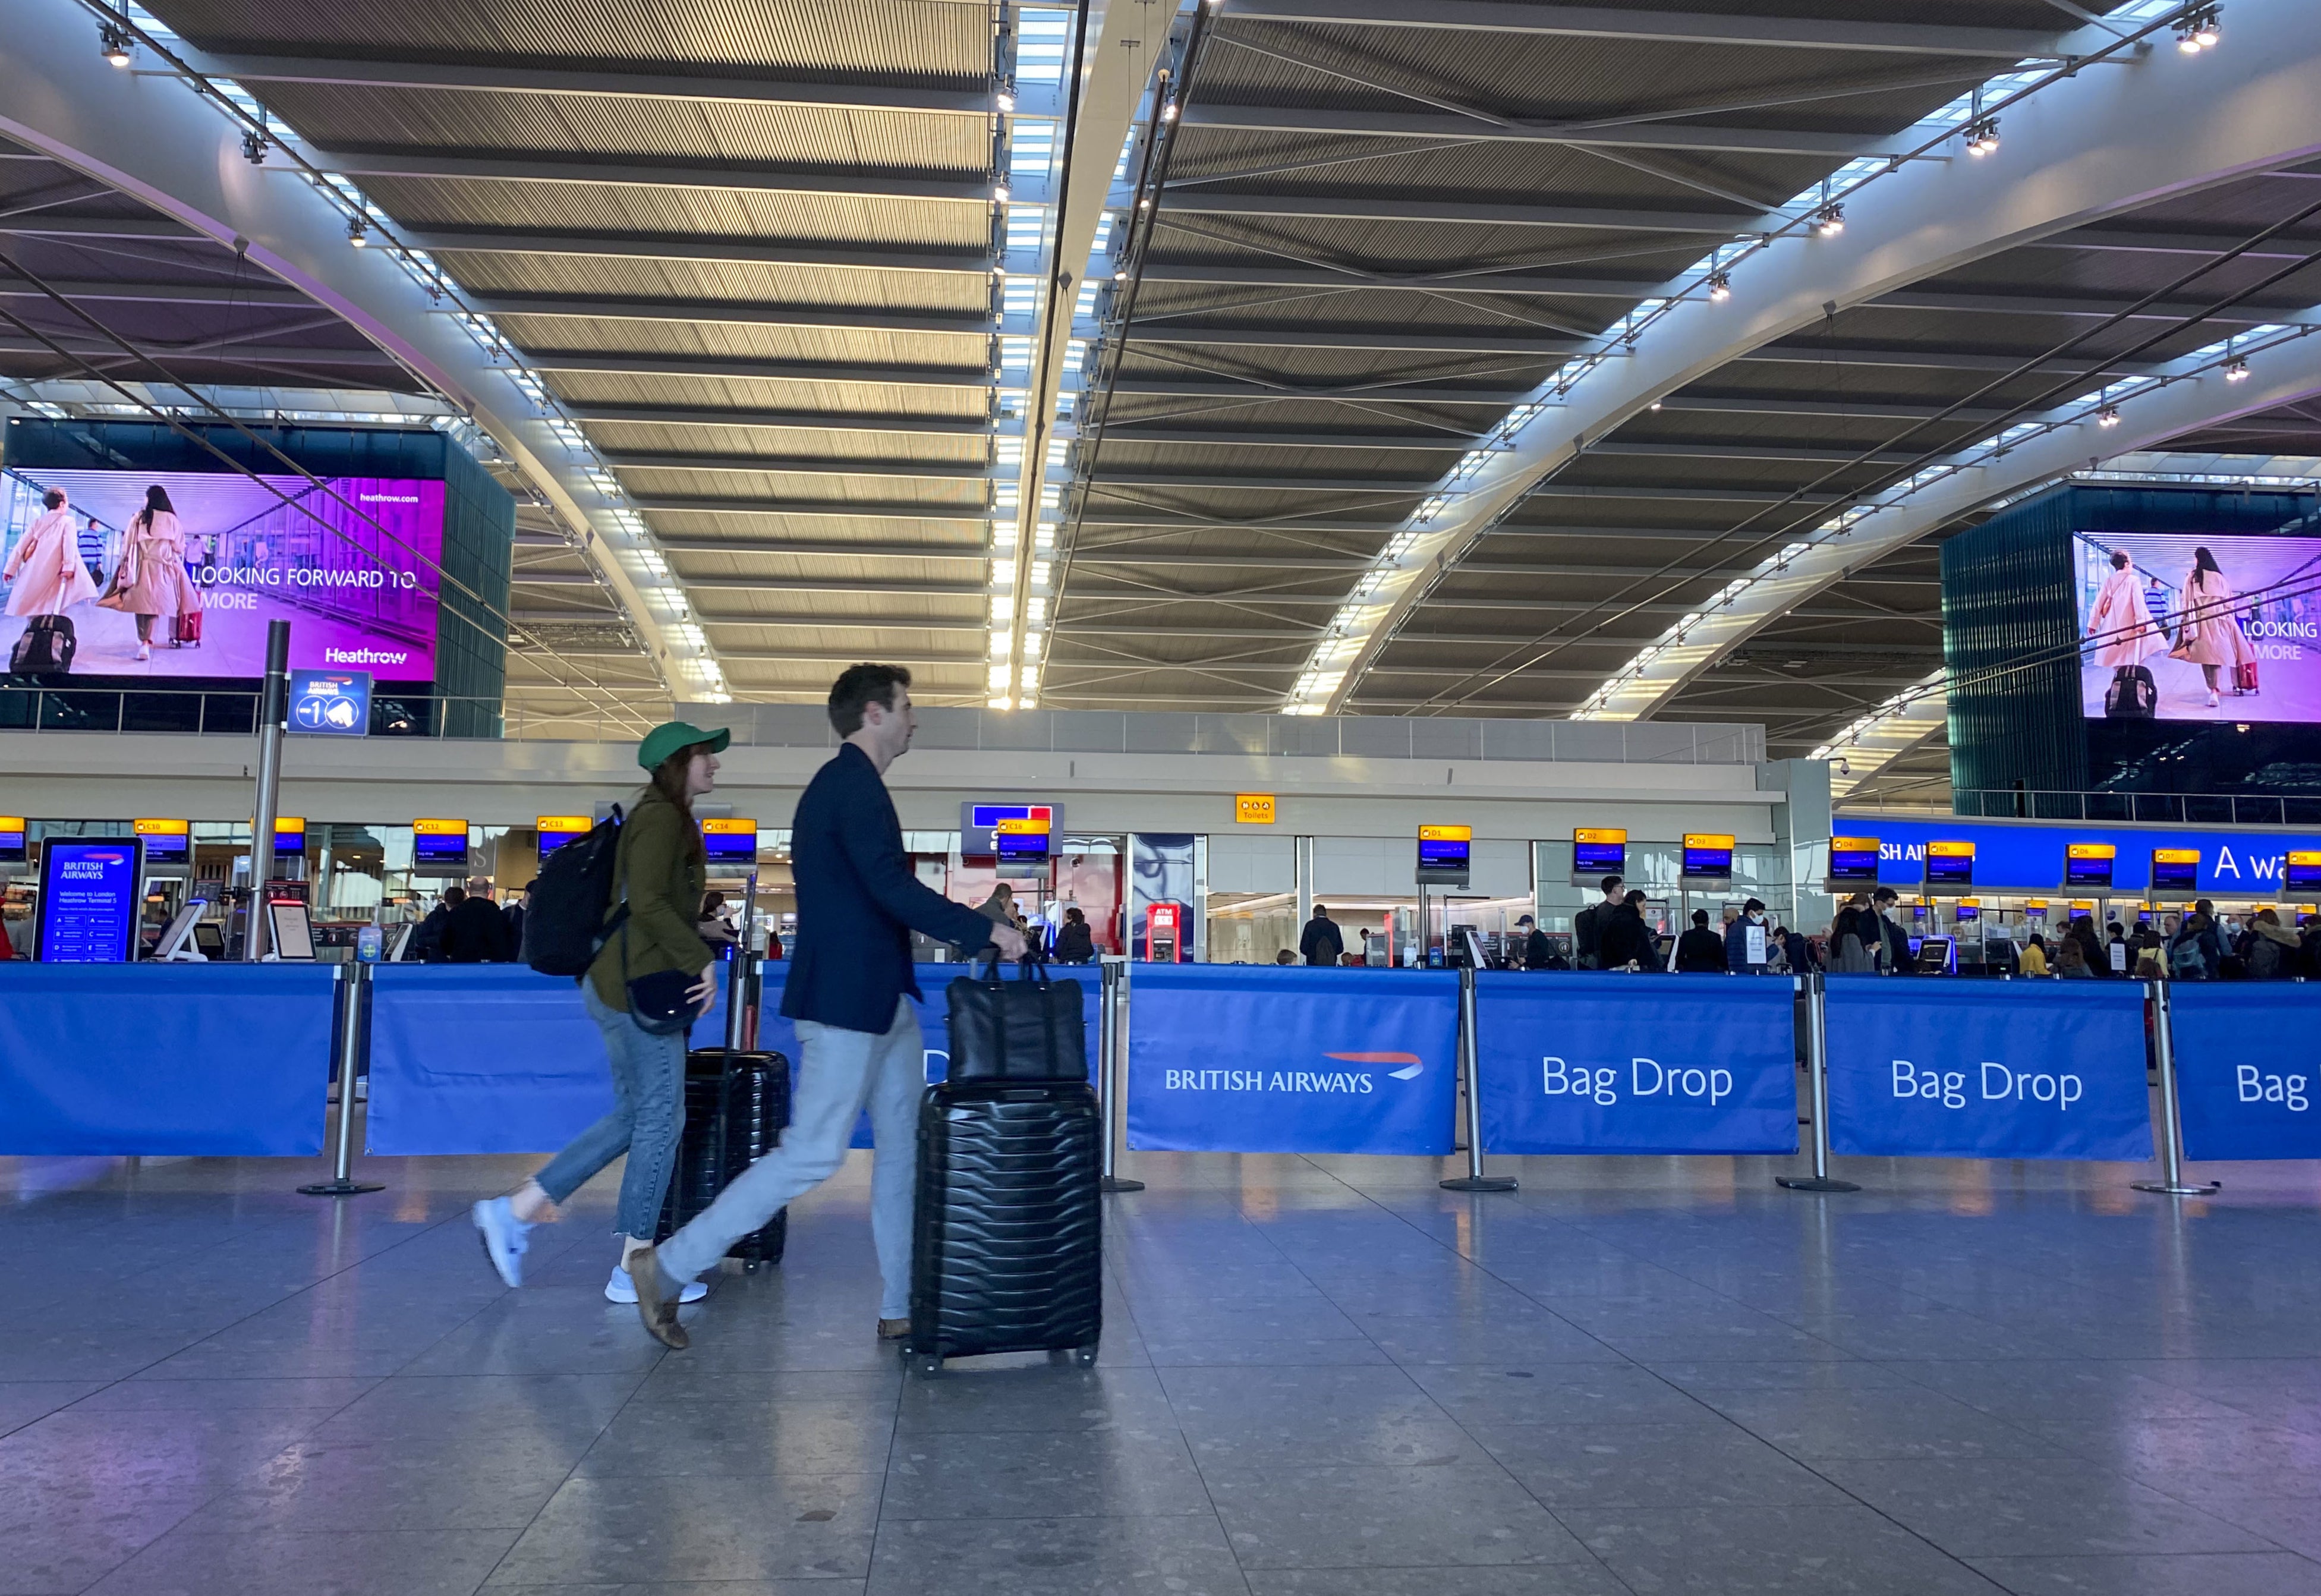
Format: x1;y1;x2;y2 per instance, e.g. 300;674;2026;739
1825;980;2152;1161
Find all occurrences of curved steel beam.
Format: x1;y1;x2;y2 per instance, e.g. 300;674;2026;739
0;0;700;701
1322;0;2321;714
1586;328;2321;725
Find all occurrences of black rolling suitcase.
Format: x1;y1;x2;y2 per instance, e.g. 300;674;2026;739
653;1047;791;1268
908;1081;1102;1376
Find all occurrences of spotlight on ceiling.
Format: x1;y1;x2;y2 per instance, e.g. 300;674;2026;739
2225;358;2250;382
1815;203;1844;237
993;183;1010;204
100;23;133;64
997;89;1016;113
1966;118;2000;156
347;216;369;248
1705;272;1732;303
240;131;267;165
2097;406;2121;427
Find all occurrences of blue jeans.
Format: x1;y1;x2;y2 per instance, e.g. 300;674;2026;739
533;983;686;1239
659;998;924;1317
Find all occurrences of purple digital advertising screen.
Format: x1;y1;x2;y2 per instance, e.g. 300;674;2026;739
2076;530;2321;722
1;468;443;681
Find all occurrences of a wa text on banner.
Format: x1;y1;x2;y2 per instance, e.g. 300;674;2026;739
1126;965;1459;1155
2168;984;2321;1161
1825;979;2152;1161
1475;972;1798;1156
0;964;333;1156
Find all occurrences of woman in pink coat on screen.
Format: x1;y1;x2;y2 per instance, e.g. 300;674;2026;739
3;486;100;618
108;484;201;662
2169;545;2255;709
2086;548;2165;701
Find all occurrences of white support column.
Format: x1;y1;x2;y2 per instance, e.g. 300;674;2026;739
1318;0;2321;714
0;0;701;704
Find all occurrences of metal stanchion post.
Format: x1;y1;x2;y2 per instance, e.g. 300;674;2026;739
1778;972;1859;1193
1098;958;1142;1192
301;962;383;1197
1441;964;1517;1193
2134;978;2219;1196
245;620;291;962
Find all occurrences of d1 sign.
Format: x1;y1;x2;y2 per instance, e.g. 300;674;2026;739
1475;972;1797;1155
1825;980;2151;1161
1127;965;1458;1155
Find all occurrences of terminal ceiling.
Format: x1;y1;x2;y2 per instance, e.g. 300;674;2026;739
5;0;2317;759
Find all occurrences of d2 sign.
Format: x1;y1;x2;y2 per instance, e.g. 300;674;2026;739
1825;981;2151;1161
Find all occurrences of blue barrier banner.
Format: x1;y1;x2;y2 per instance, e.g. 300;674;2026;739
2168;984;2321;1161
1475;972;1798;1156
367;965;627;1155
0;964;332;1156
1125;964;1459;1154
1825;978;2153;1161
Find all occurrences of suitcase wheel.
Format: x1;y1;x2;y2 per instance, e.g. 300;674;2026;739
1052;1342;1098;1368
912;1353;944;1380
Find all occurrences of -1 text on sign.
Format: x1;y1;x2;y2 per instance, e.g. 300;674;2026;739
1824;978;2151;1161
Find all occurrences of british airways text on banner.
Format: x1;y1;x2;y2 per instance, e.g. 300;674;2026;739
2167;985;2321;1161
1475;972;1797;1155
1846;813;2321;896
1824;980;2152;1161
1126;964;1459;1155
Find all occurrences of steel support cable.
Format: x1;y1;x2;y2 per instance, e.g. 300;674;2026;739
62;0;674;716
1407;200;2321;715
1338;1;2217;704
0;269;645;721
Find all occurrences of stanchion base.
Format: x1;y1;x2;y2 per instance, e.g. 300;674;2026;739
1776;1176;1861;1193
1440;1176;1519;1193
2131;1180;2221;1196
297;1181;384;1197
1101;1176;1146;1193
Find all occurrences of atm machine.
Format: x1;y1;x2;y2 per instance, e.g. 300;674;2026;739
1145;903;1185;962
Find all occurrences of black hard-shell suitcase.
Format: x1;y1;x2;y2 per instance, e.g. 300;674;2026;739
908;1081;1101;1376
653;1046;791;1267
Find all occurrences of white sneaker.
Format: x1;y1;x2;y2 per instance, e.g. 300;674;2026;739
2207;691;2220;707
606;1263;708;1305
135;643;150;662
471;1196;533;1288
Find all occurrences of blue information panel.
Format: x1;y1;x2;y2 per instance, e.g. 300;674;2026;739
1126;964;1459;1155
1825;979;2152;1161
1475;972;1797;1156
288;669;371;735
2168;985;2321;1161
37;839;142;963
0;964;331;1154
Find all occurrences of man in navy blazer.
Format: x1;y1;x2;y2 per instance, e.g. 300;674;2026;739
631;665;1023;1349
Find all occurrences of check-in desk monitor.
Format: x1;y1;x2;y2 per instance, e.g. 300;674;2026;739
1914;935;1954;973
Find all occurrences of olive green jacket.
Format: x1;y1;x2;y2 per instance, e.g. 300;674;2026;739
586;787;713;1011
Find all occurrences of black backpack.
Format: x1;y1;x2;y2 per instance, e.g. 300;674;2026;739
2105;665;2156;718
522;805;623;977
8;615;75;678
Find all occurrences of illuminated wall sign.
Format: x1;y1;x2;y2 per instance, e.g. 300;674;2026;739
286;669;372;736
2291;851;2321;895
1417;824;1472;883
134;818;190;867
960;802;1059;854
0;817;23;865
1955;898;1982;921
1925;840;1976;888
701;817;760;866
412;818;470;875
536;816;591;858
1234;794;1277;825
1827;836;1881;886
2150;849;2200;893
1573;827;1627;878
272;817;307;858
994;815;1052;864
2064;842;2117;890
1680;833;1735;881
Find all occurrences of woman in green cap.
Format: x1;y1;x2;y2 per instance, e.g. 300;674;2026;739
472;719;732;1317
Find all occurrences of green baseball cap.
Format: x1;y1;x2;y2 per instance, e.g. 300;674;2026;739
637;719;730;771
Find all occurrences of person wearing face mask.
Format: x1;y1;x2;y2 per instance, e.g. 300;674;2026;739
1724;898;1772;973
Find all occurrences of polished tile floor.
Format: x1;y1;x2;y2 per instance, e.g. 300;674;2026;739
4;1137;2320;1595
